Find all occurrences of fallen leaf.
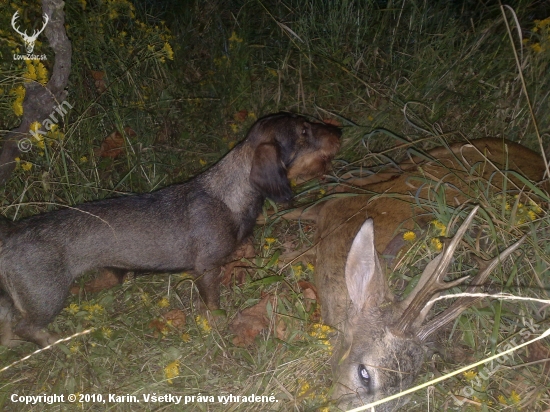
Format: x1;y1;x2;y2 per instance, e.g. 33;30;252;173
70;268;126;295
90;70;107;93
149;319;169;338
230;295;274;346
95;126;136;159
162;309;186;330
526;340;550;374
276;318;287;340
233;110;248;122
298;280;318;299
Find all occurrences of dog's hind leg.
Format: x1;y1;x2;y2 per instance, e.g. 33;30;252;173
0;294;19;347
0;294;57;348
13;317;59;348
4;275;68;347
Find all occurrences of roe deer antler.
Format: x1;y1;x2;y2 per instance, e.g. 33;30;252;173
417;235;526;341
394;206;480;335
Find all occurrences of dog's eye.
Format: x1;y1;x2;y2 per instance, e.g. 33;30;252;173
358;364;372;392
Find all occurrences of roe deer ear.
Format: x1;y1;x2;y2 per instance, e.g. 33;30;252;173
345;219;391;311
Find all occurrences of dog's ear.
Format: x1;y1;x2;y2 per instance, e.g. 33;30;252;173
250;142;293;203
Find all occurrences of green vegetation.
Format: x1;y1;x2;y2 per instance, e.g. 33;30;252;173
0;0;549;410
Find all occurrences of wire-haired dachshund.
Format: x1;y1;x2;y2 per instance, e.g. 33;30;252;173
0;113;341;347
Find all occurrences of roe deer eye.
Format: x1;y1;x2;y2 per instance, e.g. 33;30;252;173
358;364;371;390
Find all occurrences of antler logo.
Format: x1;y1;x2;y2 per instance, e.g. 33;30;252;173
11;11;49;55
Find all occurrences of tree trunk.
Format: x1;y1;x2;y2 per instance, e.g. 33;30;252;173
0;0;72;185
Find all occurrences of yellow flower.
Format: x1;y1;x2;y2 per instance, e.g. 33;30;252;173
265;237;276;245
48;128;65;140
23;61;37;81
297;379;310;396
535;17;550;29
141;293;151;305
292;264;303;278
510;390;521;404
30;121;42;133
498;394;507;404
14;157;20;163
528;210;537;221
307;262;314;271
199;159;207;166
248;112;256;119
13;99;23;116
430;238;443;251
228;31;243;43
82;302;105;316
181;333;191;342
12;85;25;99
531;43;543;53
80;156;88;163
163;42;174;60
102;327;113;339
217;55;230;66
195;315;211;334
309;323;332;339
230;123;239;133
463;370;477;381
164;360;180;384
35;61;48;85
69;342;81;353
158;297;170;308
21;161;33;171
403;231;416;242
431;220;446;236
267;68;278;77
66;303;80;315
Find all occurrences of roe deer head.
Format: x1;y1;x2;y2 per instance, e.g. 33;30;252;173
333;206;524;409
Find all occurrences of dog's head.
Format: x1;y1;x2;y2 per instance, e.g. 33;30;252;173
248;113;341;203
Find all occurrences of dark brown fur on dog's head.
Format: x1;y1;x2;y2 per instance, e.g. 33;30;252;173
248;113;341;202
0;112;341;347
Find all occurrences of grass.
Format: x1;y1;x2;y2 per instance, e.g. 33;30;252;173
0;0;550;410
